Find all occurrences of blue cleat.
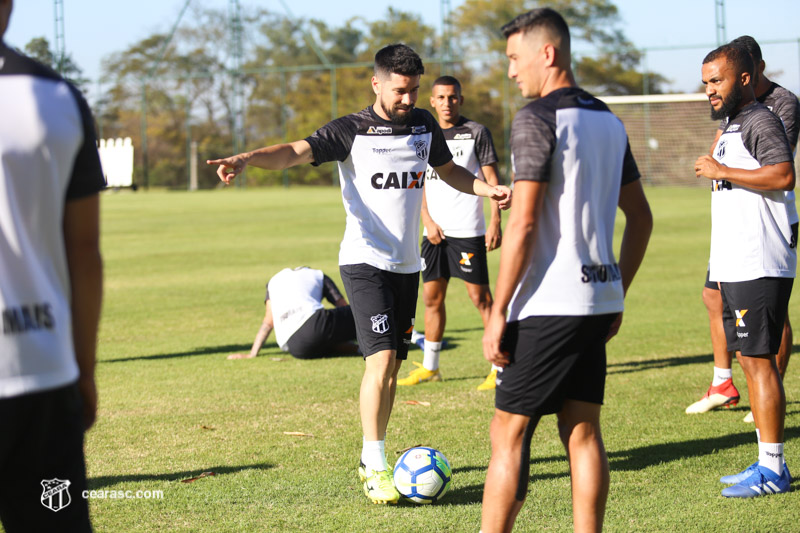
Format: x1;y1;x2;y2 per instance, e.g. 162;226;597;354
721;461;791;484
721;465;791;498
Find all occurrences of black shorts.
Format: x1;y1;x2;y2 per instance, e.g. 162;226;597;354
704;269;719;291
421;236;489;285
285;306;357;359
496;314;617;418
720;277;793;356
340;264;419;360
0;383;92;533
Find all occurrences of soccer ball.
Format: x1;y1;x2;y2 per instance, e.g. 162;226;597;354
393;446;452;504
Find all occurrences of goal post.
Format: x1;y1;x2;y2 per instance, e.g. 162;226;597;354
599;93;718;186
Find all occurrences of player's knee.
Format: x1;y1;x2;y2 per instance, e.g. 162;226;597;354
701;287;723;314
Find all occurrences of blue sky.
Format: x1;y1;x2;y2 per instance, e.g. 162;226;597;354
5;0;800;97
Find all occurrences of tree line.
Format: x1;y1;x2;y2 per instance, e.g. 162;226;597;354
23;0;666;189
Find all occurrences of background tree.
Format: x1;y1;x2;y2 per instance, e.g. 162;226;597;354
23;36;89;92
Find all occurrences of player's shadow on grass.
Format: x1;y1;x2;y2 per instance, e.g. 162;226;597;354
609;425;800;471
607;353;713;375
102;344;256;363
88;462;274;488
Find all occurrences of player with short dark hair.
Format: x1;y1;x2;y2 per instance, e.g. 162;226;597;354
228;267;358;360
0;0;105;530
398;75;503;390
481;8;652;532
208;43;511;505
688;35;799;421
695;43;796;497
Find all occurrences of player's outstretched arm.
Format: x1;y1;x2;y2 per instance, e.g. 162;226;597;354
695;157;795;191
64;193;103;430
207;140;314;185
483;180;547;367
607;179;653;341
433;160;512;210
229;301;274;360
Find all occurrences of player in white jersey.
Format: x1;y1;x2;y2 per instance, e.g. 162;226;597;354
688;36;800;418
695;44;795;498
0;1;105;530
208;44;511;505
227;267;358;360
398;75;504;390
480;9;652;532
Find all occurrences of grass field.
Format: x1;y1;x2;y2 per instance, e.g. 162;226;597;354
19;185;800;532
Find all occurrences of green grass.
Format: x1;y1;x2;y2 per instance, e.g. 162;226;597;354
21;186;800;532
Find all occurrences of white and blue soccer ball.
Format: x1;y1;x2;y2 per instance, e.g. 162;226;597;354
393;446;452;504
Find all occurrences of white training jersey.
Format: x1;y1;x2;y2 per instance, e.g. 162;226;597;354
305;106;452;273
424;117;498;238
267;268;326;350
0;42;106;398
709;102;796;282
507;87;640;320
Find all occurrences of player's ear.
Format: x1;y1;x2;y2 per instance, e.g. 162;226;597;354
371;76;381;96
430;95;436;108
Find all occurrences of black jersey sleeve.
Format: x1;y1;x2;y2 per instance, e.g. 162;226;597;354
65;84;106;200
621;140;641;186
321;275;345;304
474;124;499;167
742;108;794;167
770;89;800;149
305;115;359;166
427;115;453;168
510;103;556;183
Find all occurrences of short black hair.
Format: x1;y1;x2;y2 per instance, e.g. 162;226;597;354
730;35;763;65
501;7;570;50
703;43;755;79
432;75;461;93
374;44;424;79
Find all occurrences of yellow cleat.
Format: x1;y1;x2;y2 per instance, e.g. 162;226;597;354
362;468;400;505
397;361;442;386
477;369;498;390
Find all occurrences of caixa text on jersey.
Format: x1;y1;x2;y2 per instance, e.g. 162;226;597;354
371;171;425;189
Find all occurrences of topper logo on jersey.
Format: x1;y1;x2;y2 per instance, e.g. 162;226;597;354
453;133;472;140
367;126;392;135
371;171;425;189
735;309;748;327
411;125;427;134
371;313;390;334
414;140;428;160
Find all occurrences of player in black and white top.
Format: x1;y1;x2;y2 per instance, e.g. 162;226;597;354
227;267;358;360
688;35;800;419
398;75;504;390
695;44;795;498
208;44;511;505
480;9;652;532
0;1;105;530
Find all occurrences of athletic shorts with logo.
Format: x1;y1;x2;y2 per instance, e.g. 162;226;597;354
720;277;793;356
284;306;357;359
421;236;489;285
340;263;419;360
496;314;617;418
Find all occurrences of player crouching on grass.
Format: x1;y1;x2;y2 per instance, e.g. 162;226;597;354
208;44;511;505
695;43;795;498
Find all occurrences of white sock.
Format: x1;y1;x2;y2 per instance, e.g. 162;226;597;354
423;341;442;371
712;367;732;386
758;441;784;476
491;364;501;372
361;440;388;472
